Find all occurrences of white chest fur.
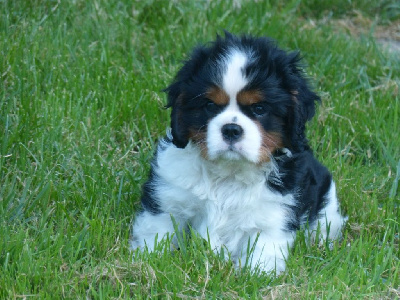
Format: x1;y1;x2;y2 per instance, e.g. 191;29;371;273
153;141;295;258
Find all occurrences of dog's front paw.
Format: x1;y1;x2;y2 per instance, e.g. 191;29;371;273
237;251;286;275
256;257;286;275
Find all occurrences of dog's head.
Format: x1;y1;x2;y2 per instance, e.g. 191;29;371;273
165;32;320;164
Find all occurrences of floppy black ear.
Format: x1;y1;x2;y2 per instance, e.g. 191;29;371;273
164;82;189;148
286;52;320;152
164;44;212;149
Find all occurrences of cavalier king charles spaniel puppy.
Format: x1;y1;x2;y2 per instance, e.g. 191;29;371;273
130;32;347;274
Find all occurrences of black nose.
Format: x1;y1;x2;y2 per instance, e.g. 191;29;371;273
221;123;243;142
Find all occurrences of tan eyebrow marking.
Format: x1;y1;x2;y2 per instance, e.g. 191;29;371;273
237;90;264;106
206;86;229;106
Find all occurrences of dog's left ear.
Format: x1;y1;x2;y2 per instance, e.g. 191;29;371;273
164;82;189;148
286;52;321;152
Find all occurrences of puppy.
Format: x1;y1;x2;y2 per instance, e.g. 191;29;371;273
130;32;347;274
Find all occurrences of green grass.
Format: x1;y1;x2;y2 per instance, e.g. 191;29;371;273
1;0;399;298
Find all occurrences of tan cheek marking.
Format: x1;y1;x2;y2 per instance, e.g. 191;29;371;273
187;128;208;158
206;87;229;106
255;122;283;163
237;90;263;106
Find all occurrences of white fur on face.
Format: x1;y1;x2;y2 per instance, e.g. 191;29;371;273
206;50;263;163
207;107;262;162
222;50;249;100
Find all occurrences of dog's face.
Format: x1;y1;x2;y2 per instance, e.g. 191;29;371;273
165;33;320;164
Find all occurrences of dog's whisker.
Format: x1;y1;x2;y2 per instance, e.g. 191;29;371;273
189;92;208;102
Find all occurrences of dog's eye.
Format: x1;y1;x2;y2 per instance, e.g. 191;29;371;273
251;103;267;116
205;101;221;114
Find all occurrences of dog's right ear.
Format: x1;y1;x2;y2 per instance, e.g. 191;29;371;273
164;82;189;148
164;44;211;149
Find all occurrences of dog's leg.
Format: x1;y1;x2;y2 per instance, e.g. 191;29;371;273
307;182;348;245
130;211;181;252
237;231;295;275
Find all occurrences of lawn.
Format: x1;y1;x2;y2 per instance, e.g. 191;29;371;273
1;0;399;298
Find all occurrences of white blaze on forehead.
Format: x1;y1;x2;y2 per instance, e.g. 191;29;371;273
222;50;248;102
206;49;263;163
